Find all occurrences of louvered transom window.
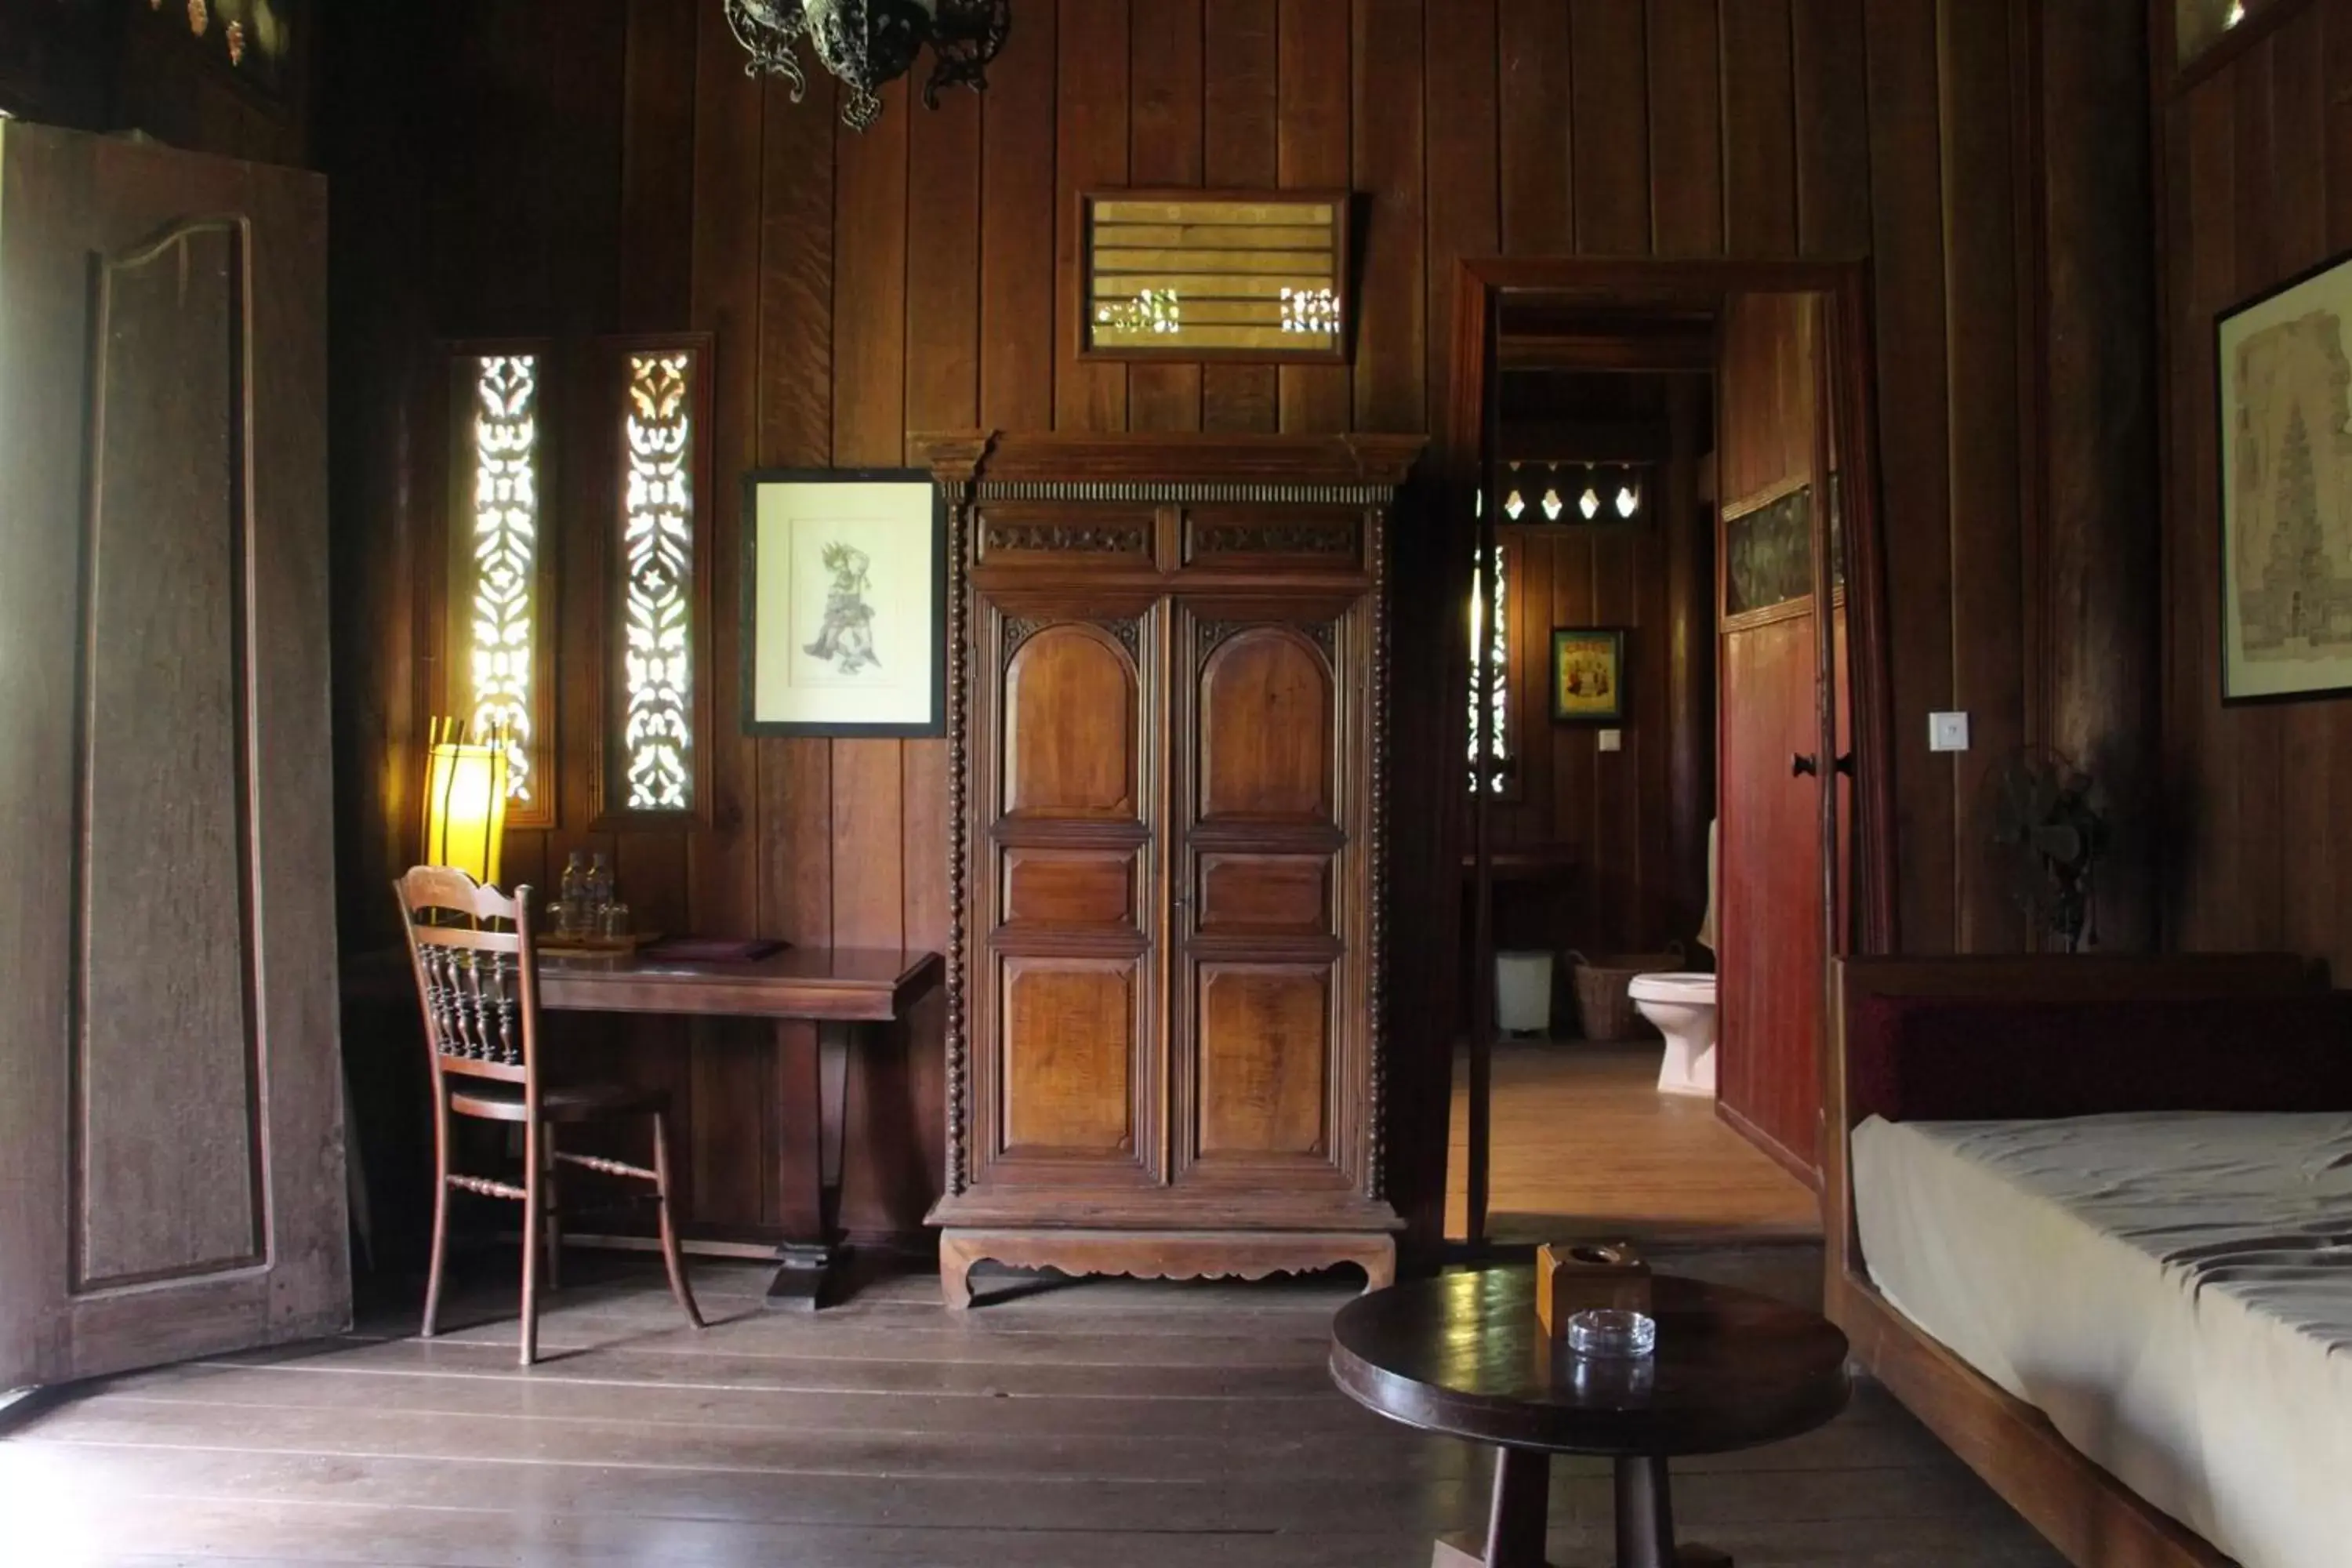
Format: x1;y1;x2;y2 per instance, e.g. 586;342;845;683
619;349;697;811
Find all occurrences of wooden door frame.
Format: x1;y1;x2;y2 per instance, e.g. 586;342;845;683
1441;256;1900;1244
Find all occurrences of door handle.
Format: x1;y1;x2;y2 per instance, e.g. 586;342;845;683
1791;753;1819;778
1834;752;1854;776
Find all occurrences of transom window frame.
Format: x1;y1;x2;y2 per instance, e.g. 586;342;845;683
590;332;715;829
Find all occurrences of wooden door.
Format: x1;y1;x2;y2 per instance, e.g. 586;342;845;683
0;123;348;1388
1715;292;1834;1185
968;595;1166;1192
1172;602;1367;1197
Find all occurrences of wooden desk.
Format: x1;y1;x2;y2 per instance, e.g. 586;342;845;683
535;946;943;1309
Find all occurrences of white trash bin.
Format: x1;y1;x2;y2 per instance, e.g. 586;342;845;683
1494;950;1554;1035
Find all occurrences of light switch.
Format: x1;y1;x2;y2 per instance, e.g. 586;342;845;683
1929;711;1970;753
1598;729;1623;753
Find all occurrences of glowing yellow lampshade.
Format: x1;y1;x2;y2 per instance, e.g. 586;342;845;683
421;717;508;887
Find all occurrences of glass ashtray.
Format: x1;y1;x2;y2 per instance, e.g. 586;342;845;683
1564;1308;1657;1359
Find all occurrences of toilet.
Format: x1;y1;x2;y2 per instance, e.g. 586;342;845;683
1630;971;1719;1096
1633;819;1719;1098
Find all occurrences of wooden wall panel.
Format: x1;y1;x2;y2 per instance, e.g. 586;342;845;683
2158;0;2352;975
1940;0;2028;951
321;0;2083;1254
1278;0;1352;430
1203;0;1281;432
1129;0;1206;433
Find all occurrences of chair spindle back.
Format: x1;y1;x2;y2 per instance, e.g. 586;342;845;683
394;867;539;1084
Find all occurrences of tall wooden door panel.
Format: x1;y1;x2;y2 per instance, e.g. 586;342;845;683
1177;611;1358;1189
0;124;347;1388
1715;291;1834;1187
972;605;1160;1189
1717;613;1826;1176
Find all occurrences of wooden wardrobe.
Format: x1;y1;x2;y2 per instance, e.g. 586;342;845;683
922;432;1421;1306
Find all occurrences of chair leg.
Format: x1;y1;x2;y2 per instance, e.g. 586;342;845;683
651;1109;703;1329
519;1117;543;1367
543;1123;562;1293
422;1098;452;1340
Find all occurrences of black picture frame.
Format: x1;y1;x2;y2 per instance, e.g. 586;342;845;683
2216;244;2352;706
1550;627;1628;726
741;467;947;738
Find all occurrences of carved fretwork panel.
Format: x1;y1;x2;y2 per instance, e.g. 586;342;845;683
978;503;1154;563
461;353;544;811
617;349;697;812
1184;505;1363;568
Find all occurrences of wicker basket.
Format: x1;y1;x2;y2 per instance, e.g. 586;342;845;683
1565;942;1686;1042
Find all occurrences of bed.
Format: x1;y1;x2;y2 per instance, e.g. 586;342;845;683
1825;956;2352;1568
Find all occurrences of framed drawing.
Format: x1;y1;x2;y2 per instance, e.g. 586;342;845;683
1551;628;1627;725
2220;249;2352;703
743;469;946;736
1078;189;1352;363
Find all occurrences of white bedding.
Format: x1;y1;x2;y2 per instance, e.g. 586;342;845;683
1852;1112;2352;1568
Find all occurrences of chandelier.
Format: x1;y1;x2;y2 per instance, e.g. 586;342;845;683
724;0;1011;132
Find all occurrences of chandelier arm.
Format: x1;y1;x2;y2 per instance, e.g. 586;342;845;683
725;0;813;102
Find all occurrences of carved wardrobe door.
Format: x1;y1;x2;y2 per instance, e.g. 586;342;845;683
970;590;1163;1196
924;434;1422;1308
1174;602;1364;1200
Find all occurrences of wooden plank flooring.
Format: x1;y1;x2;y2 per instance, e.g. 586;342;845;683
1;1250;2066;1566
1449;1038;1824;1243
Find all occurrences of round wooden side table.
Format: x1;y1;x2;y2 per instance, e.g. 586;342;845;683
1330;1268;1851;1568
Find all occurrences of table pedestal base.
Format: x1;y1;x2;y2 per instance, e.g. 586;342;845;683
1432;1449;1731;1568
760;1020;851;1312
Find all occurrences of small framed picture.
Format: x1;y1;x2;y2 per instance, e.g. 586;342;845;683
2218;246;2352;703
743;469;946;737
1551;628;1627;725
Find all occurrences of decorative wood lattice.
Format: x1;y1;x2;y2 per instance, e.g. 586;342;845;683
467;356;540;805
620;350;696;811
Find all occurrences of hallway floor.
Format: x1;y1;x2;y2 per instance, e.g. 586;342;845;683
1447;1036;1823;1244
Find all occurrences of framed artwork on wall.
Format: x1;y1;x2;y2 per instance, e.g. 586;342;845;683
1550;627;1626;725
2219;247;2352;704
743;469;946;736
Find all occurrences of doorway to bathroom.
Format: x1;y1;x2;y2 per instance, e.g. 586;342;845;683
1442;259;1896;1250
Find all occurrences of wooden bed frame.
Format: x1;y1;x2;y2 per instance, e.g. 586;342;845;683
1823;953;2324;1568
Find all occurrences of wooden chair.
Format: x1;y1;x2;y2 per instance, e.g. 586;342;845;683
394;866;702;1365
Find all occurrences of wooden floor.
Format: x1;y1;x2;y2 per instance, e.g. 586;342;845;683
0;1249;2067;1566
1448;1037;1824;1243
